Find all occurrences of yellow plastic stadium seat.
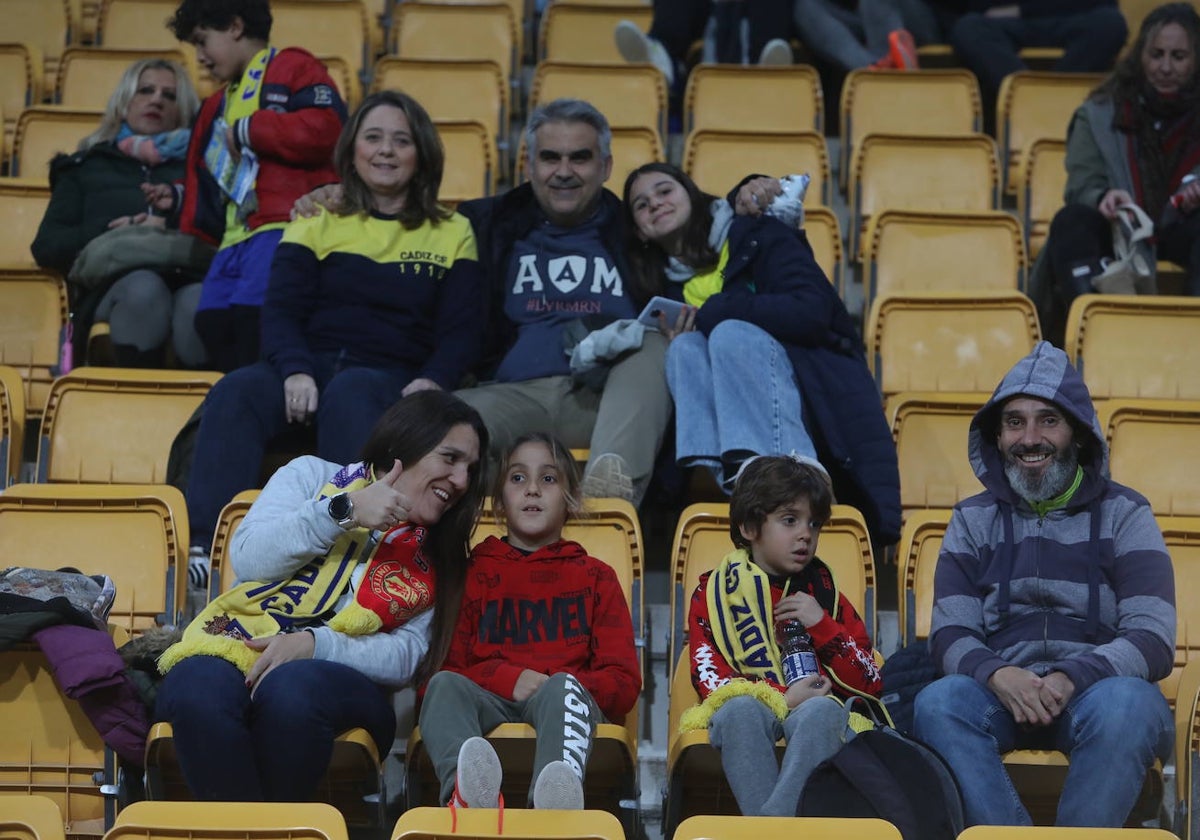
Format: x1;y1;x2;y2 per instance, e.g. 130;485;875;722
959;828;1175;839
0;483;187;633
866;291;1041;399
1172;626;1200;836
96;0;181;50
0;269;69;422
270;1;369;79
436;120;494;203
1159;515;1200;709
12;107;102;182
0;365;26;487
538;2;652;63
143;727;385;828
1064;294;1200;400
682;129;830;207
0;637;125;840
406;499;644;831
663;503;877;837
55;48;191;109
1019;138;1067;260
803;206;843;290
849;133;999;260
839;68;982;193
0;44;40;160
995;71;1101;196
0;180;52;269
1094;399;1200;516
391;3;517;95
895;507;952;645
684;64;823;135
206;489;260;600
674;815;901;840
0;0;69;87
608;126;663;194
370;58;507;177
887;390;987;518
0;795;65;840
862;210;1025;309
109;801;349;840
36;368;220;485
392;806;626;840
529;61;666;140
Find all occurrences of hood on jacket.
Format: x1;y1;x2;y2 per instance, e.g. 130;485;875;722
968;341;1108;505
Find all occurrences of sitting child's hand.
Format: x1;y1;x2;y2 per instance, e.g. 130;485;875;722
784;673;832;709
775;592;826;628
512;669;549;702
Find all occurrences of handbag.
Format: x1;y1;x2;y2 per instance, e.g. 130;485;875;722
68;224;216;291
1093;202;1157;295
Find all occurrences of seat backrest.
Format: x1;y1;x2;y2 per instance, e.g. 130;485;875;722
0;483;188;633
111;801;349;840
863;210;1025;308
392;805;625;840
609;126;663;196
996;71;1100;194
0;270;69;421
682;129;829;207
0;795;65;840
888;390;987;515
675;815;903;840
0;0;70;80
55;47;190;108
803;206;843;290
668;502;875;677
866;291;1041;398
684;64;823;135
1019;138;1067;261
96;0;181;50
13;107;101;181
1065;294;1200;400
0;180;51;268
529;61;666;139
37;368;219;484
895;508;952;645
0;647;109;840
1157;516;1200;708
0;44;38;142
538;2;653;63
958;826;1175;839
209;489;260;599
0;365;27;487
392;3;516;86
270;0;369;78
850;133;999;259
435;120;493;203
1097;399;1200;516
840;69;981;191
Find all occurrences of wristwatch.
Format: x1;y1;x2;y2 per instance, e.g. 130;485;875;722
327;493;355;529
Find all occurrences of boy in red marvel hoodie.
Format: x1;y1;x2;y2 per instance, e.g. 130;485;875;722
418;432;641;811
682;455;882;816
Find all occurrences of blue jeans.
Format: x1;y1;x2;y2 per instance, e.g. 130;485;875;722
185;354;415;547
155;655;395;801
666;320;816;486
914;674;1172;827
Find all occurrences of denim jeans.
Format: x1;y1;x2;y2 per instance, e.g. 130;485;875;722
914;673;1172;827
155;655;396;801
666;319;816;485
185;353;415;547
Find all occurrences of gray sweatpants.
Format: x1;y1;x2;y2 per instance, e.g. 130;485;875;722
420;670;604;806
792;0;905;71
709;694;852;816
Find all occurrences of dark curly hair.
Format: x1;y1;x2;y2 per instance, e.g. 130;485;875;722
729;456;832;550
169;0;272;41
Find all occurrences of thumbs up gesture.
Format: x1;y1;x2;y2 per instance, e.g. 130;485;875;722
347;459;411;531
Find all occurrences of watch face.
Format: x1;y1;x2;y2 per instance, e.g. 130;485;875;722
329;493;351;520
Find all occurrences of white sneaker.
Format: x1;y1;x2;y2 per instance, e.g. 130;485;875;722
614;20;674;84
451;737;502;808
532;760;584;810
758;38;792;66
582;453;635;502
187;545;210;591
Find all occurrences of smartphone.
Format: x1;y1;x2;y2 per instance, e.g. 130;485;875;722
637;295;688;329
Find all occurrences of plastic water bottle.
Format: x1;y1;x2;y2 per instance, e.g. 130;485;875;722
776;618;820;686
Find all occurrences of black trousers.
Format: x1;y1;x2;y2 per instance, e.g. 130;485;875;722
648;0;793;65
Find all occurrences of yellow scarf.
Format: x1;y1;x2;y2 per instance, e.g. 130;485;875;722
705;548;788;685
681;240;730;307
158;463;433;675
219;46;285;247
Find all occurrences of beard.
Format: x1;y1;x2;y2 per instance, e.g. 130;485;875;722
1003;442;1079;502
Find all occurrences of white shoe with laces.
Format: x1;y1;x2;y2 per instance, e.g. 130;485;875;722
450;736;503;809
532;760;584;810
757;38;793;66
614;20;674;84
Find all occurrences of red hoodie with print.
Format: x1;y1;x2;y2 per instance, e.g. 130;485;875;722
440;536;641;722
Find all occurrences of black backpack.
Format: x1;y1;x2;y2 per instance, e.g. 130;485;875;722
797;724;964;840
878;639;940;736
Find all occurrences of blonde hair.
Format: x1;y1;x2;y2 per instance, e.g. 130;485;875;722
79;59;200;151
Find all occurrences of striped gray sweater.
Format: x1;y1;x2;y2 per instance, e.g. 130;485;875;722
929;342;1176;694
